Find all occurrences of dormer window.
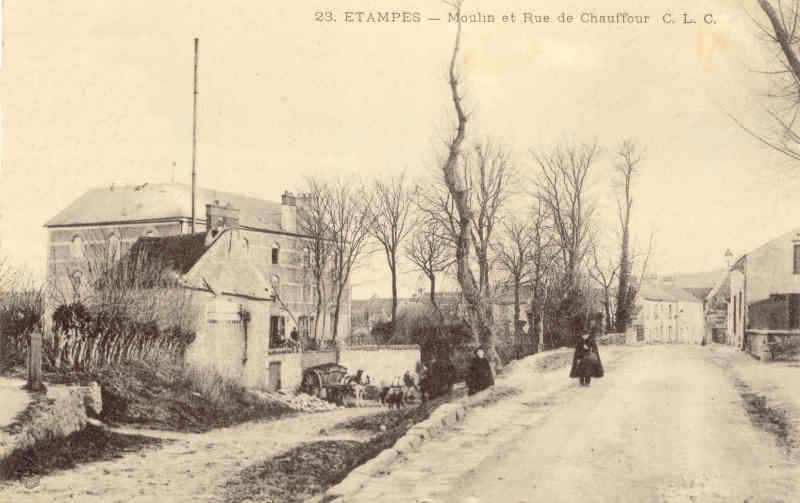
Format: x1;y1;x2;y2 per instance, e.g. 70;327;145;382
272;243;280;265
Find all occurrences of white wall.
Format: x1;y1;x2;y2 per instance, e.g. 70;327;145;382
338;346;421;388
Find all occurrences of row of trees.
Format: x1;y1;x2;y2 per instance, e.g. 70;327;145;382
294;1;655;369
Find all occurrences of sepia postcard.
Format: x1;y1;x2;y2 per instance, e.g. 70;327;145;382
1;1;800;502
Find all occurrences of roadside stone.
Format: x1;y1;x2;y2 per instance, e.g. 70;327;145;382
326;471;370;498
368;449;398;473
84;381;103;416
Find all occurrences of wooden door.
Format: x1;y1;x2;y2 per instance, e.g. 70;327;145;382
269;361;282;391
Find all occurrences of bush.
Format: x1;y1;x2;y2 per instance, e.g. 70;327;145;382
48;302;196;369
0;289;43;369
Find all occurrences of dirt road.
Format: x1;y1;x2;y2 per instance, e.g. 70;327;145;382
347;345;800;503
0;407;375;503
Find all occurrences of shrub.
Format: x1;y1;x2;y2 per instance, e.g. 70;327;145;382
0;289;43;369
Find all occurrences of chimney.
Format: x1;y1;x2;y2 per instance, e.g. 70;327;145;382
281;191;297;233
205;203;240;243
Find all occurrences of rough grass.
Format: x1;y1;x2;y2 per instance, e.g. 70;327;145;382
220;383;524;503
735;379;795;454
0;424;163;481
2;360;296;433
221;396;448;503
534;351;574;372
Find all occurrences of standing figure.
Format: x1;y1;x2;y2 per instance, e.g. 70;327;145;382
466;347;495;396
569;315;605;386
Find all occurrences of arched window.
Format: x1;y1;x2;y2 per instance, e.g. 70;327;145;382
70;235;85;259
271;243;280;265
303;247;311;267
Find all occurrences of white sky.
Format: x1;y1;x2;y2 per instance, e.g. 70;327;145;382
1;0;799;299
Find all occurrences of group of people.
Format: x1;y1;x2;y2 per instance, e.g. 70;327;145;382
381;315;607;408
415;347;496;399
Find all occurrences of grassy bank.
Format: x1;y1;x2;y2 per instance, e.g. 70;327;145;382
0;424;163;482
2;359;296;433
220;384;522;503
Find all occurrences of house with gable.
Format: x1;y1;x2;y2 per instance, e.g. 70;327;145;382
729;228;800;360
631;282;704;344
43;182;352;390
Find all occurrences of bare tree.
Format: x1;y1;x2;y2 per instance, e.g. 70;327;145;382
589;239;619;332
437;0;502;367
494;215;533;336
733;1;800;163
527;199;558;350
614;139;644;332
326;179;376;341
532;140;599;292
370;174;416;338
297;179;333;343
632;231;656;303
405;218;453;322
463;140;517;295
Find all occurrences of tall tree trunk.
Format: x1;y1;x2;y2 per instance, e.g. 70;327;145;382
332;290;343;341
390;259;398;338
439;1;500;370
513;278;521;336
616;223;630;331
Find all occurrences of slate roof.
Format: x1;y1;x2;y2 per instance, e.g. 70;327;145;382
639;282;702;303
128;234;209;275
45;182;283;231
127;230;273;300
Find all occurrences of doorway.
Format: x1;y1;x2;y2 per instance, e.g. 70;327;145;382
268;361;282;391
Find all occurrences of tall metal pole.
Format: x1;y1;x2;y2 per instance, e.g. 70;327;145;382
191;38;199;234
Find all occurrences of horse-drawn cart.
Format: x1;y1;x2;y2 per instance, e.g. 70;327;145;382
299;363;350;405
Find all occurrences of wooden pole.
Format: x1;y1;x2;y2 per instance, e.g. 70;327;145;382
190;37;199;234
28;330;42;392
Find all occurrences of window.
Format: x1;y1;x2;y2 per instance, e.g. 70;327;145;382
791;295;800;329
271;243;280;264
269;316;285;348
70;235;85;259
794;244;800;274
303;247;311;266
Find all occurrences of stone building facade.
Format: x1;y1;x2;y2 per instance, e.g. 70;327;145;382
43;182;352;389
729;228;800;360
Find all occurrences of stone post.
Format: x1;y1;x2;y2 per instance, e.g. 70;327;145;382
28;330;43;391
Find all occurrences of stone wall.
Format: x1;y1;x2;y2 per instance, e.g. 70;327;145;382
745;330;800;361
748;296;790;330
185;294;270;390
0;383;101;465
265;351;303;392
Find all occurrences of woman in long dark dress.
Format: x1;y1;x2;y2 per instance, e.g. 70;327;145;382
569;318;604;386
467;347;495;395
